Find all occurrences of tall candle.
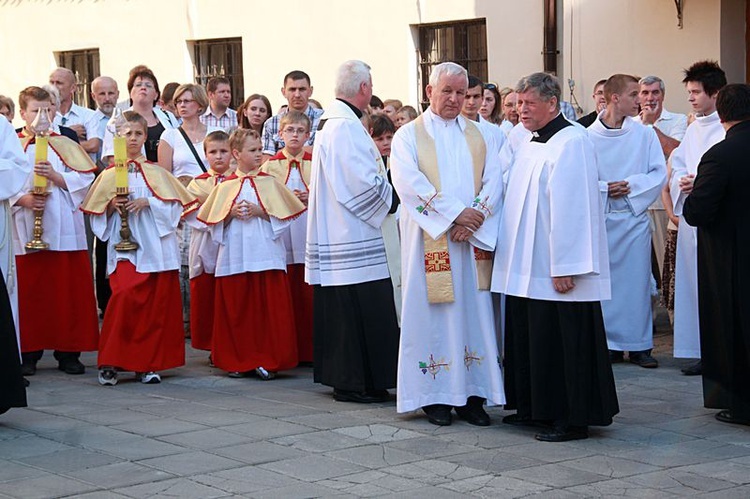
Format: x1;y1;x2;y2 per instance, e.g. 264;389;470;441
33;136;48;189
113;135;128;189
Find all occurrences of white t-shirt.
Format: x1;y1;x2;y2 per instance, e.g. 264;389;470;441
160;126;221;178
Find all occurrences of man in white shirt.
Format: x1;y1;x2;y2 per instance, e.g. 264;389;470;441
636;75;688;282
90;76;119;168
200;77;237;133
49;68;100;156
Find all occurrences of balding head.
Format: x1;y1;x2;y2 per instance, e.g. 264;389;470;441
49;68;77;106
91;76;119;116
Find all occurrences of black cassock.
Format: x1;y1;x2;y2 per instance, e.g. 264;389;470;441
684;120;750;419
1;272;27;413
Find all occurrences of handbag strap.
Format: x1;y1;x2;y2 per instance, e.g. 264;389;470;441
178;126;208;173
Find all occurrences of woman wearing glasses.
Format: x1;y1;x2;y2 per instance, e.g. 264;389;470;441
102;65;179;163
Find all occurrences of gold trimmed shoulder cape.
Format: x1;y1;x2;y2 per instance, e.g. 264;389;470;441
80;158;199;215
19;131;97;173
187;170;227;205
197;171;307;225
260;150;312;187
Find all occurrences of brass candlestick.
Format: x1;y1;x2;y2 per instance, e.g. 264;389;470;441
26;107;52;251
26;187;50;251
114;187;138;251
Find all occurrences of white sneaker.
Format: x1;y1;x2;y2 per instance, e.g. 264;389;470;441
137;371;161;384
255;367;276;380
98;368;118;386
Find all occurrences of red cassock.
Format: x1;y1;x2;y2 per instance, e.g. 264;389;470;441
287;263;313;362
98;262;185;372
189;272;215;351
17;250;99;352
212;269;298;372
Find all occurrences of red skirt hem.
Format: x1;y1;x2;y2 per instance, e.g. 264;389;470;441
17;250;99;352
98;262;185;372
190;273;215;351
212;270;298;372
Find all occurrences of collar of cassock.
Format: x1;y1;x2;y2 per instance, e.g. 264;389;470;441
531;113;571;143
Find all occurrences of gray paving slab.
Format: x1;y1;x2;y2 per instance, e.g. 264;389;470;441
4;332;750;498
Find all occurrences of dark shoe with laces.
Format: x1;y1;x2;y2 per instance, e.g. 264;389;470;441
455;396;490;426
58;358;86;375
21;360;37;376
629;350;658;368
423;404;453;426
535;424;588;442
681;360;702;376
333;389;385;404
715;410;750;426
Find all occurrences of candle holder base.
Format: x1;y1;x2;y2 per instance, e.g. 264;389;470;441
114;239;139;252
25;239;50;251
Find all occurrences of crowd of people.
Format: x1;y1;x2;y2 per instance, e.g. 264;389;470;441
1;59;749;443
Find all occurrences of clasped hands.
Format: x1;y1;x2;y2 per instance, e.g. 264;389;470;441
450;207;484;242
230;200;264;221
678;174;696;195
608;180;630;198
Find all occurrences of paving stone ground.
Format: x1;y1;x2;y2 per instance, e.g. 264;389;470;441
2;313;750;498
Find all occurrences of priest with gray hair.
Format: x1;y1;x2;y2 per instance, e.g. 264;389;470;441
391;61;505;427
492;72;619;442
305;60;400;404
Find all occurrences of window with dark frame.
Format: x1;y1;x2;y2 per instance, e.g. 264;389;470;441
417;19;488;110
56;48;100;110
192;37;244;110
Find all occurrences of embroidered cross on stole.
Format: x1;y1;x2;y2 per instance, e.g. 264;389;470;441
413;115;493;303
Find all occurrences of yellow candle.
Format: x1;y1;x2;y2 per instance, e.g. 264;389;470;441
33;136;48;189
113;135;128;189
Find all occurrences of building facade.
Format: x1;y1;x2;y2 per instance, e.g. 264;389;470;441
0;0;746;126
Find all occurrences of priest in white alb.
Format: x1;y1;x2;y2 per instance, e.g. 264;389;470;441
0;116;30;414
670;61;727;375
493;72;618;442
391;62;505;427
588;74;666;368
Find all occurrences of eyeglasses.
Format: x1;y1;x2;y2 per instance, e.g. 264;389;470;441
174;99;195;105
282;127;307;136
133;82;155;89
484;83;498;91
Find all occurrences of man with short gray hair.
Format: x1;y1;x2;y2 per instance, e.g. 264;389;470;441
305;60;400;404
492;72;618;442
391;62;505;427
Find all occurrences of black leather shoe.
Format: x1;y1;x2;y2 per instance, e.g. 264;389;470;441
629;350;658;368
455;397;490;426
23;377;30;387
681;361;702;376
715;410;750;426
58;358;85;375
333;389;384;404
423;404;453;426
502;413;538;427
535;425;588;442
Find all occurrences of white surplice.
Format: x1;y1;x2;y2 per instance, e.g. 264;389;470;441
391;109;505;413
209;179;290;278
492;123;610;302
11;143;94;255
0;119;32;346
305;99;393;286
589;116;666;351
670;111;725;358
90;170;183;275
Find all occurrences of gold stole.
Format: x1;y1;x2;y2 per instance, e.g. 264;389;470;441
414;115;493;303
197;171;306;225
187;170;227;205
80;157;199;215
19;132;97;173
